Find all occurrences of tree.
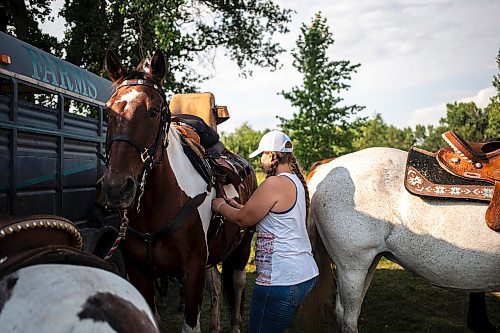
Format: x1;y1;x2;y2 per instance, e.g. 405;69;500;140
485;48;500;138
3;1;291;93
278;12;364;169
415;101;490;151
413;124;447;152
352;114;415;151
1;0;61;55
417;49;500;148
220;122;267;171
446;102;489;140
60;0;292;92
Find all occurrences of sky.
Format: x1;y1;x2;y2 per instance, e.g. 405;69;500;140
41;0;500;133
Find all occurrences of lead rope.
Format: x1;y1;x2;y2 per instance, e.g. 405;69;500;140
136;169;148;213
104;210;129;261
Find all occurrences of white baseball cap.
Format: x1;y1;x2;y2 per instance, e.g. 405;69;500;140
249;130;293;158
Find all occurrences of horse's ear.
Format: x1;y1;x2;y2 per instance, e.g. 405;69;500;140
105;50;124;82
150;49;166;83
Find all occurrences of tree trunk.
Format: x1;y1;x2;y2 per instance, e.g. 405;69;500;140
9;0;29;41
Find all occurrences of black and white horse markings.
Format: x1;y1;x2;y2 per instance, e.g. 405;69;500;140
304;147;500;333
0;264;158;333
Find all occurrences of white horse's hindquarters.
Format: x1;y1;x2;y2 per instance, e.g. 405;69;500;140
0;264;157;333
390;164;500;290
388;192;500;290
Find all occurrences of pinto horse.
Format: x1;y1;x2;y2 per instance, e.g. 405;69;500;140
302;147;500;333
0;215;158;333
100;49;257;332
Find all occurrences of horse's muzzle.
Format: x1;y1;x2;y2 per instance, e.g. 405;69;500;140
101;175;137;209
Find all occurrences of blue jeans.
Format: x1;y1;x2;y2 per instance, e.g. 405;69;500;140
248;276;318;333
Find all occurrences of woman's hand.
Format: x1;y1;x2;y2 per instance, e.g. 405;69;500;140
211;198;226;212
227;198;244;209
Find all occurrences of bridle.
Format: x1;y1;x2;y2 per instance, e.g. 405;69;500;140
106;78;171;213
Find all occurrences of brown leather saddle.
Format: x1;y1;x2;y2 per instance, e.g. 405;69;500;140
172;121;255;256
0;215;114;278
172;120;253;200
405;131;500;231
169;93;256;262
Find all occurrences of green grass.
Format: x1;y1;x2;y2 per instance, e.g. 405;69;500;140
158;257;500;332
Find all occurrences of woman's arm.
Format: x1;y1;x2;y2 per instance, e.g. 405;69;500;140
226;198;243;209
211;177;281;227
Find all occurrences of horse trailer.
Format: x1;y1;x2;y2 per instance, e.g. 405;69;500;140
0;31;111;226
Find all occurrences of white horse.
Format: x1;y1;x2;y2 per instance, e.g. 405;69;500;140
0;264;159;333
304;147;500;333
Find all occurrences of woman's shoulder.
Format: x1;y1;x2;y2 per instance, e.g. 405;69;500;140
260;175;280;188
261;174;296;190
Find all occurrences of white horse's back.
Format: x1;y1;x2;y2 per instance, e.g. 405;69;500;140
307;147;500;332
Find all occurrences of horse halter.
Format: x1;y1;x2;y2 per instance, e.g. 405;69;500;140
106;78;172;212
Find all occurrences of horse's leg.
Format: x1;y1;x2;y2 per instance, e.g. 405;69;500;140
467;292;497;333
335;254;380;333
181;264;205;333
205;266;222;333
361;254;382;297
126;263;158;322
228;268;246;333
221;244;250;333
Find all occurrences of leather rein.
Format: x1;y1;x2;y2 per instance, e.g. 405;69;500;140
104;78;211;260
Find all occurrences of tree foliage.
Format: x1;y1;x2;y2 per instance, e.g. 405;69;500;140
414;101;496;152
352;114;415;151
1;0;61;55
278;12;364;169
3;3;497;154
485;48;500;138
220;122;267;171
3;0;292;93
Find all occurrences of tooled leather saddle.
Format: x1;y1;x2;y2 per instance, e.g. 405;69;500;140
0;215;115;278
172;115;253;198
172;115;254;254
405;131;500;231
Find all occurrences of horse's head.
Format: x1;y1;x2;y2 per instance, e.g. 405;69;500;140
101;49;169;209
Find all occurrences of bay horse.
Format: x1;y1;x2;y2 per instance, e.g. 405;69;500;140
302;147;500;333
101;49;257;332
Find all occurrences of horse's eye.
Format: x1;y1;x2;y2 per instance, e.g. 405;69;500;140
150;107;160;117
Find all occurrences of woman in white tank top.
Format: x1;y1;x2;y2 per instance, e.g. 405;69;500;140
212;130;318;333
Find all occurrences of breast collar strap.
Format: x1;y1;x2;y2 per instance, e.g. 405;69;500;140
126;192;209;264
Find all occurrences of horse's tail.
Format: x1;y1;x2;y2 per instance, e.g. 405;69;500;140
295;210;336;332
